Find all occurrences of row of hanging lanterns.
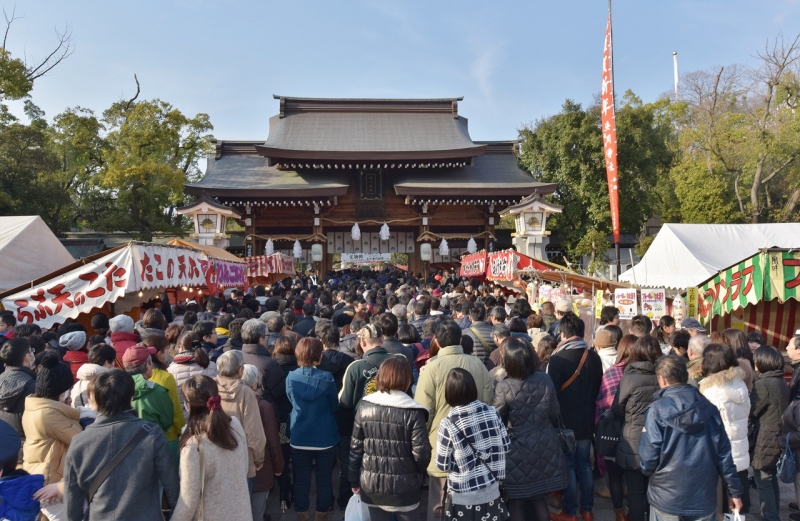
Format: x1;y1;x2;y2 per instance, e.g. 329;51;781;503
263;223;478;259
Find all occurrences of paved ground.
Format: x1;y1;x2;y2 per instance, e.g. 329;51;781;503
265;464;795;521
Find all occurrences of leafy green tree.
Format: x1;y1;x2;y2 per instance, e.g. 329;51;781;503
96;96;214;240
518;92;674;263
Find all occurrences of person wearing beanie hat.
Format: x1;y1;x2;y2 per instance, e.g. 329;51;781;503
60;331;89;383
109;315;138;366
22;352;81;487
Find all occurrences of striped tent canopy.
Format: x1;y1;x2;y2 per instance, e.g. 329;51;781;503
703;299;800;349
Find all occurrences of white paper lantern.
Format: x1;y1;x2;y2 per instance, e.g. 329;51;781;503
265;238;274;255
293;240;302;259
438;238;449;257
467;237;477;254
351;222;361;241
379;222;390;241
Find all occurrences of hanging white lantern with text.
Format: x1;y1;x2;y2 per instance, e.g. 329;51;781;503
351;222;361;242
467;237;477;254
265;238;274;255
311;243;323;262
420;243;432;261
439;238;449;257
379;222;390;241
293;240;303;259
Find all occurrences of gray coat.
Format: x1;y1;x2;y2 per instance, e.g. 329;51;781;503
612;361;659;471
64;413;179;521
462;320;497;365
493;371;569;499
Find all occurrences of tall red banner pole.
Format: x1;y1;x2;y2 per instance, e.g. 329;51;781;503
601;0;622;278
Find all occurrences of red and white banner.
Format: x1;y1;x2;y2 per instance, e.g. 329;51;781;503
460;252;488;278
1;243;247;329
601;14;621;244
247;254;295;279
488;251;518;281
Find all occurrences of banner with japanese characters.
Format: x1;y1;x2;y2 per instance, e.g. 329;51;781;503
601;14;621;244
640;289;666;320
487;251;518;281
246;254;295;279
765;250;800;304
699;253;764;320
614;288;637;319
1;243;246;329
460;251;488;278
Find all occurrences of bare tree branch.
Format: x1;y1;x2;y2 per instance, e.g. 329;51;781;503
24;24;74;81
2;6;22;51
124;74;140;110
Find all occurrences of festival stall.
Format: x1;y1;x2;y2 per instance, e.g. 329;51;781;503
246;253;296;286
697;249;800;347
0;241;248;329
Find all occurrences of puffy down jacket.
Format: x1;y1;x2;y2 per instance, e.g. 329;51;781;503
349;391;431;508
612;361;659;470
749;369;789;470
700;366;751;472
493;371;569;499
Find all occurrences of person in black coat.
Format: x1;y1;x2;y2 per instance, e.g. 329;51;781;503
546;313;602;521
493;338;568;521
376;314;415;370
350;358;430;521
293;303;317;338
611;337;661;521
749;345;789;521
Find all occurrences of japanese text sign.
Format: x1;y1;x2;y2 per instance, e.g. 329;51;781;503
614;288;637;320
640;289;666;320
699;255;763;320
460;252;488;278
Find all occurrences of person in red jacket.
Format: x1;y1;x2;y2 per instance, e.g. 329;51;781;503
108;315;138;367
60;330;89;382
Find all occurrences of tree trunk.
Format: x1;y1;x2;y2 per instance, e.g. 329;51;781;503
750;155;766;223
783;187;800;221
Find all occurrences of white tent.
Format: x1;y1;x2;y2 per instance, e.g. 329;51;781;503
619;223;800;290
0;216;75;292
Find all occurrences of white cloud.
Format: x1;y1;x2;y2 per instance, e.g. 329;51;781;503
470;48;497;100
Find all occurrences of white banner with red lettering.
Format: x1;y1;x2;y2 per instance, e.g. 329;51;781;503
1;243;246;328
459;251;488;278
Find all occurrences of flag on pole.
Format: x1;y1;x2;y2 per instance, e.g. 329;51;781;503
601;14;621;244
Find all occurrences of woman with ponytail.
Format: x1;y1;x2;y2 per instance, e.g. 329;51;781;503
168;331;218;418
170;374;251;521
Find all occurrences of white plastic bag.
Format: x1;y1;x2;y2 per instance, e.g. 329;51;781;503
722;511;742;521
344;493;371;521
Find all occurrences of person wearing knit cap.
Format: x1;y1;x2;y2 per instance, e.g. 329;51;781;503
108;315;138;365
21;352;82;487
60;331;89;383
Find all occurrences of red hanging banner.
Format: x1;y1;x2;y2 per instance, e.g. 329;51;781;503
601;14;621;244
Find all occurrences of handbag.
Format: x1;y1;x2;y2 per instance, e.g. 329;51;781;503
455;426;509;503
778;432;797;484
595;409;623;458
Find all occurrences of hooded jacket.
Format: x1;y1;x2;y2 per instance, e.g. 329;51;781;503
639;384;742;517
149;367;185;444
339;333;359;358
700;366;751;471
131;374;174;434
286;366;340;449
21;396;82;485
349;390;431;508
611;361;659;470
0;366;36;439
215;375;266;478
69;363;108;409
749;369;789;470
546;338;603;441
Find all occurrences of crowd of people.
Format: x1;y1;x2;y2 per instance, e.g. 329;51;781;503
0;267;797;521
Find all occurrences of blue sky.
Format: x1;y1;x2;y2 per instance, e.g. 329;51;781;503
5;0;800;142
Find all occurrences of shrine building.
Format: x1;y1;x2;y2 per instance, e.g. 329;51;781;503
184;96;556;275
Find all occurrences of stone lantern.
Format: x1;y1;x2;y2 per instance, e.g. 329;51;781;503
499;192;562;260
177;195;242;249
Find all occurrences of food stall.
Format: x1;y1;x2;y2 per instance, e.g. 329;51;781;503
698;249;800;348
0;241;248;329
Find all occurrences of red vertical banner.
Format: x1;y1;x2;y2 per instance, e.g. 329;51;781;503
601;15;621;244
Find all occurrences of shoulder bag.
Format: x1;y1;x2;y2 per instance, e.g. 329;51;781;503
554;348;588;455
454;425;509;504
778;432;797;484
469;326;492;355
85;423;155;520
